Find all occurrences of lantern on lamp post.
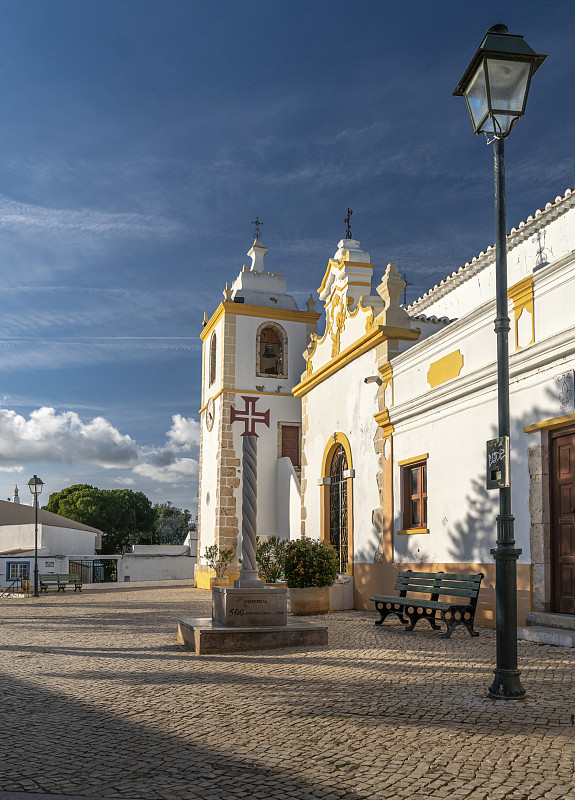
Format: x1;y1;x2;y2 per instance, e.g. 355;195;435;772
27;475;44;598
454;25;546;700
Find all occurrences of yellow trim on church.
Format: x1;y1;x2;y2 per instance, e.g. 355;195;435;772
292;325;420;397
201;302;321;342
508;275;534;350
426;350;464;388
524;412;575;433
317;257;374;296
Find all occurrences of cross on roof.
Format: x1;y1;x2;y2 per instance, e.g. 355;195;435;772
345;208;353;240
402;273;414;306
252;216;263;240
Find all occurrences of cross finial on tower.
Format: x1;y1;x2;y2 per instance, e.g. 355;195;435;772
252;216;263;241
345;208;353;240
402;273;414;306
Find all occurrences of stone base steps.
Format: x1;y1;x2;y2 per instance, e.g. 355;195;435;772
526;611;575;631
518;625;575;647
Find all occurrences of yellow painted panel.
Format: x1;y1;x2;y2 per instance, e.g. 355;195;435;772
426;349;464;388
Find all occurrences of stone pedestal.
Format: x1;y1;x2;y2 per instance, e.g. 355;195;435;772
212;586;287;627
177;617;328;655
177;585;328;654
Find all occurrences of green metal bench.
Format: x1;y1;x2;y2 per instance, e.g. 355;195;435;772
370;570;484;638
39;573;82;593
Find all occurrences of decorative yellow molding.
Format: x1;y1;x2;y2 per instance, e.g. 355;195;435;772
397;453;428;467
293;325;420;397
397;528;430;535
198;387;225;414
379;363;393;407
317;257;374;296
198;387;295;414
374;410;394;438
524;412;575;434
426;349;464;388
321;431;353;474
201;302;321;342
508;275;534;350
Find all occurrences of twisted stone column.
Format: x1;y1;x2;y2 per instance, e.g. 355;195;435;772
235;435;264;587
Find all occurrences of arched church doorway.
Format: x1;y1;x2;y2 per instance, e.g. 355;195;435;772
320;433;353;574
329;445;348;573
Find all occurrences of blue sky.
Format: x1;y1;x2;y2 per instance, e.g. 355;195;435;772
0;0;573;514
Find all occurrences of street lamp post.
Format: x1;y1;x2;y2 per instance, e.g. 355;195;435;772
27;475;44;598
454;25;546;700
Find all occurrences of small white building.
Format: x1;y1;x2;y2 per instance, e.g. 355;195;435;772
0;496;102;586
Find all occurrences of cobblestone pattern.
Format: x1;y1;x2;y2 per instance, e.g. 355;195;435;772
0;586;574;800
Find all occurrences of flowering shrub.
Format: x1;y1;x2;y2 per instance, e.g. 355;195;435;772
256;536;286;582
284;538;339;588
203;544;235;577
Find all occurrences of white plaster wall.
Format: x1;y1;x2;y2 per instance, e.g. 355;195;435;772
394;304;497;408
198;393;221;553
533;255;575;344
42;525;97;555
275;456;301;540
303;349;382;562
118;554;196;582
390;278;575;567
202;315;225;406
0;525;96;555
131;545;190;555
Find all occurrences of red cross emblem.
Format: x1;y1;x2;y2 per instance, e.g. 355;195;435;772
230;395;270;437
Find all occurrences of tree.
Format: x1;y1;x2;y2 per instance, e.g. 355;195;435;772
153;502;196;545
44;484;158;554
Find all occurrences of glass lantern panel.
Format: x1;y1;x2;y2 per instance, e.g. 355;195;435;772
464;62;488;132
486;58;531;112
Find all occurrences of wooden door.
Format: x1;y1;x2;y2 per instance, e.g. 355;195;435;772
281;425;300;467
551;429;575;614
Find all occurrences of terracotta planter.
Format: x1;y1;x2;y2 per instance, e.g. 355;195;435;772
289;586;330;615
210;576;229;589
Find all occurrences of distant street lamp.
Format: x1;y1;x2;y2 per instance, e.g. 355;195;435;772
27;475;44;598
454;25;546;700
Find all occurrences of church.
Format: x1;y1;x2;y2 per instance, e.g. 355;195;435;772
196;188;575;628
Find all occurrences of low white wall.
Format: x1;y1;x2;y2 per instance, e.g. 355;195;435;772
131;545;190;555
118;554;196;582
276;457;301;540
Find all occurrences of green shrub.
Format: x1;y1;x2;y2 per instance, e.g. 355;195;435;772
256;536;287;582
203;544;235;577
284;538;339;588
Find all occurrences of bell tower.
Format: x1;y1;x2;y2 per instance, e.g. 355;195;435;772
195;234;321;588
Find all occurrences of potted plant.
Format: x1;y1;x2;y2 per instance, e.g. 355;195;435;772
284;538;339;614
256;536;287;584
203;544;235;589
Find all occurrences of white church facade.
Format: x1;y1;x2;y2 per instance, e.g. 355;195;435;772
197;188;575;626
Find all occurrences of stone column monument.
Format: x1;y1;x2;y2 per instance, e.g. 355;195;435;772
177;396;327;654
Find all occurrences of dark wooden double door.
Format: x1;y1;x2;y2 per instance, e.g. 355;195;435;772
552;429;575;614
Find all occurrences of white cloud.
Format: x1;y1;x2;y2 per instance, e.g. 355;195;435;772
0;407;201;487
133;457;198;484
0;407;139;468
112;477;135;486
0;194;184;239
167;414;201;449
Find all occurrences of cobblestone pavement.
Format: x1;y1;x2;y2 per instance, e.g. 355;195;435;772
0;585;574;800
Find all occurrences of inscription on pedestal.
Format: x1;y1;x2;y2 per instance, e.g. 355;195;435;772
212;587;288;627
